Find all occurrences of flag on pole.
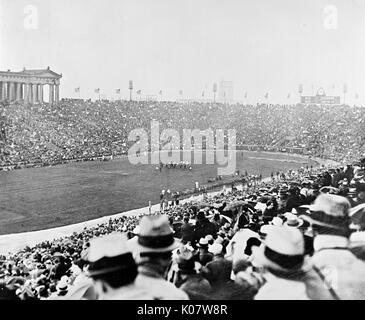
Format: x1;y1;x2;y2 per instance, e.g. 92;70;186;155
116;89;121;94
95;88;100;94
75;87;80;93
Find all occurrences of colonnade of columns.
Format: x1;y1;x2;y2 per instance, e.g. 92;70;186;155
0;81;60;104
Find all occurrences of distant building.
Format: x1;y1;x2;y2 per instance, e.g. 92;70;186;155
219;81;234;103
301;87;340;105
0;67;62;104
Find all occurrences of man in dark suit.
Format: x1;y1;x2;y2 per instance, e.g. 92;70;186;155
180;215;195;244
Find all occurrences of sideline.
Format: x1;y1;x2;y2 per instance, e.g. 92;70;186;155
0;152;339;255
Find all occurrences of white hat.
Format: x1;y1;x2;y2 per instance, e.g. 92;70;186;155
88;233;137;277
252;226;305;272
300;194;350;230
129;215;179;253
88;233;131;263
197;237;209;247
56;276;69;292
208;243;223;255
284;214;304;228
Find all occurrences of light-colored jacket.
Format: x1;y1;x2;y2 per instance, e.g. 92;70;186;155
311;235;365;300
134;273;189;300
254;272;310;300
225;228;260;262
95;282;157;300
254;264;335;300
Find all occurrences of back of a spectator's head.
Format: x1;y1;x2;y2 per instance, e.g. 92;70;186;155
232;259;250;274
196;211;206;221
88;233;138;289
201;259;232;284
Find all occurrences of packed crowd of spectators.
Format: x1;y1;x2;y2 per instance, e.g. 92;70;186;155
1;157;365;300
1;100;364;169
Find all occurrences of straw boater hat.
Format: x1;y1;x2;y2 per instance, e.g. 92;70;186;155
87;233;137;277
197;237;209;248
252;226;306;272
299;194;351;232
283;213;304;228
129;215;179;253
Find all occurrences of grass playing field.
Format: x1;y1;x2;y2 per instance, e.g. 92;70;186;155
0;151;318;235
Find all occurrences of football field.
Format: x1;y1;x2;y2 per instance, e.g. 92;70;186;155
0;151;317;235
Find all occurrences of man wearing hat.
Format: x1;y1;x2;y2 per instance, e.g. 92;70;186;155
196;238;213;266
349;203;365;261
300;194;365;299
225;214;260;263
172;248;211;299
194;211;218;242
277;187;289;215
252;226;332;300
180;215;195;244
130;215;189;300
81;232;155;300
201;256;256;300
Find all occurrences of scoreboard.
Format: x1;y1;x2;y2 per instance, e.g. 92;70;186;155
301;95;340;105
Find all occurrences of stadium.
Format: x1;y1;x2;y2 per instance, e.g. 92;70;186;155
0;0;365;302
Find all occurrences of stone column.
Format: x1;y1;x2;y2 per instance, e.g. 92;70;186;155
55;85;59;103
32;84;38;103
20;83;24;101
9;82;15;101
24;83;31;104
38;84;44;103
2;82;8;101
23;83;28;103
49;84;54;103
16;83;22;102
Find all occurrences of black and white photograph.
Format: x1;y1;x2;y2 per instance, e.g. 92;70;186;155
0;0;365;306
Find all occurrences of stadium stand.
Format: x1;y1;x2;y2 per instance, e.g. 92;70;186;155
0;100;364;169
0;100;364;300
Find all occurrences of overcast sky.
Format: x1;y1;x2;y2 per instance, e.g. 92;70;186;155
0;0;365;104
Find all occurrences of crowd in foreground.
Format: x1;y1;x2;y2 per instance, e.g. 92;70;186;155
1;100;364;169
0;157;365;300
